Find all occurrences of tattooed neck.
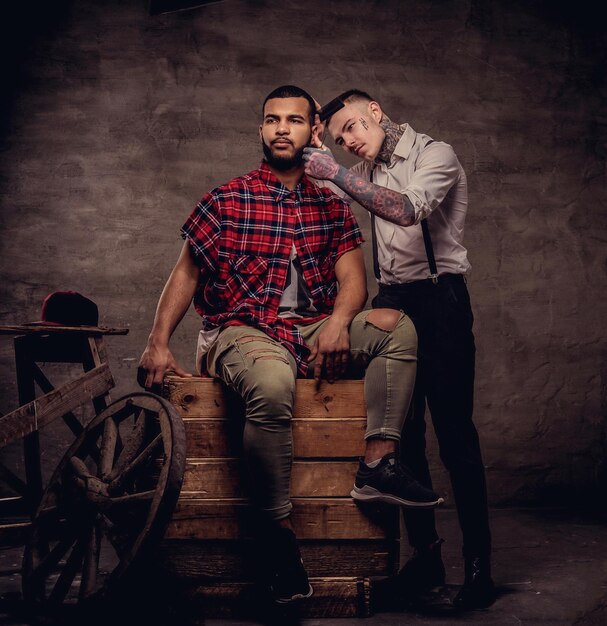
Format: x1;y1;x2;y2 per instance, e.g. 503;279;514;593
376;115;404;164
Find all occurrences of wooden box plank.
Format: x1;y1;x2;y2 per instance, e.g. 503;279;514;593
167;498;397;540
158;539;399;579
183;417;366;459
180;459;359;498
182;577;371;619
165;376;366;419
292;417;366;457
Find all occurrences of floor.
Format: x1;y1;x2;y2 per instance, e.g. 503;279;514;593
1;507;607;625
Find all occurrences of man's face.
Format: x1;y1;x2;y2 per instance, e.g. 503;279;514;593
327;101;385;162
260;97;313;171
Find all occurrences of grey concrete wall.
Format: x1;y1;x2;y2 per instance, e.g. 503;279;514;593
1;0;605;507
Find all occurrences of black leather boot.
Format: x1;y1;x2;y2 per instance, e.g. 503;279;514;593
372;539;446;611
453;555;496;610
398;538;446;597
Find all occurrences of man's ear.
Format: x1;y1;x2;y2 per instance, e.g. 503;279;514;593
310;123;324;149
368;101;383;123
259;125;263;140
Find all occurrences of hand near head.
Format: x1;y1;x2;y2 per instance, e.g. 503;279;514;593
303;146;340;180
311;97;326;149
137;341;192;391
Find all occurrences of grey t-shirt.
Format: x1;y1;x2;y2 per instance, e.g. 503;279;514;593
278;245;317;319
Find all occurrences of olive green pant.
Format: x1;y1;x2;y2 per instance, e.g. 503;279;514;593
205;310;417;520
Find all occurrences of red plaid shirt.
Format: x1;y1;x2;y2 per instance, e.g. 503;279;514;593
181;162;364;374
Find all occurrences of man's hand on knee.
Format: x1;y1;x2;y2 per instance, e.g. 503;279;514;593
308;318;351;384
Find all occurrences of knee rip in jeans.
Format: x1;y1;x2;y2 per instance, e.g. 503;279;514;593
364;308;404;332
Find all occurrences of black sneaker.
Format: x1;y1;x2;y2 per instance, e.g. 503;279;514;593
269;527;313;604
351;453;444;508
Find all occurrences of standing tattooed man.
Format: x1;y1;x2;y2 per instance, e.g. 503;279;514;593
138;85;443;605
303;89;495;610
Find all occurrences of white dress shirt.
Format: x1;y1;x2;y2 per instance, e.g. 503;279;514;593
331;124;471;283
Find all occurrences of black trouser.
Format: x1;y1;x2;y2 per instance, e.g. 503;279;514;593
372;274;491;558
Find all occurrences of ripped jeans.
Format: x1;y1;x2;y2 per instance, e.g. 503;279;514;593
205;310;417;520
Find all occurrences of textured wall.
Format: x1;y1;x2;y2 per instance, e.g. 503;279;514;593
1;0;605;506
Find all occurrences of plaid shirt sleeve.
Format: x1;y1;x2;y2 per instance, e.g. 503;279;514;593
180;191;221;273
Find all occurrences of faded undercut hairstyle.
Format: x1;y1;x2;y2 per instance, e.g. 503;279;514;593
336;88;375;106
262;85;317;126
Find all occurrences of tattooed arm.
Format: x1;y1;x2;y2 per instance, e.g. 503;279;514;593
303;147;415;227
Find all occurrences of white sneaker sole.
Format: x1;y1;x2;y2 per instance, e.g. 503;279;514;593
274;583;314;604
351;485;444;508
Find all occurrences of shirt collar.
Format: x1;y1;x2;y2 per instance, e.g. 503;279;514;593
390;123;415;163
257;161;311;202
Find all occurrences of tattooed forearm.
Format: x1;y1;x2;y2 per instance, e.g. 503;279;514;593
332;167;416;226
376;114;404;164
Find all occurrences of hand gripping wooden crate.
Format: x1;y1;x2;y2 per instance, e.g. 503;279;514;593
159;376;399;619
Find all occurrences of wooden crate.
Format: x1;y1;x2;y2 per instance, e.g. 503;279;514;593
161;376;398;618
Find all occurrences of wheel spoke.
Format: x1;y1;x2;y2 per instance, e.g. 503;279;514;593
79;523;100;599
98;514;130;559
107;409;147;482
108;434;163;491
107;490;156;507
99;418;118;479
30;534;76;583
69;456;93;480
48;533;87;604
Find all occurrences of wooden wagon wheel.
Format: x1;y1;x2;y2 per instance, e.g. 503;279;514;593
22;392;185;607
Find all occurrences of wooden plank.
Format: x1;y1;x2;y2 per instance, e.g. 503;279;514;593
157;539;398;579
293;380;366;419
292;417;366;457
0;324;128;335
183;417;366;459
180;459;359;498
167;498;398;540
181;577;371;619
0;521;30;547
165;376;366;419
165;377;227;418
0;364;114;447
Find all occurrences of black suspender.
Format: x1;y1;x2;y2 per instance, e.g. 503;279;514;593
420;218;439;284
370;139;438;284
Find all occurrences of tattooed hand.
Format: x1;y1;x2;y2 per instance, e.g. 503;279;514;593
303;147;341;180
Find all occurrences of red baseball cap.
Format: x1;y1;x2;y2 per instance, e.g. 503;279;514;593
29;291;99;327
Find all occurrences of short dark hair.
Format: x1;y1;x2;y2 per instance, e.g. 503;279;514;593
336;89;375;105
262;85;316;125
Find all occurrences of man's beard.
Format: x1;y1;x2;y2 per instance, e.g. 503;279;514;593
261;136;310;171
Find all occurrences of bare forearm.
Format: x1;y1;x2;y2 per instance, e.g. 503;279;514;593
332;275;367;326
331;248;368;326
148;245;199;345
332;166;415;227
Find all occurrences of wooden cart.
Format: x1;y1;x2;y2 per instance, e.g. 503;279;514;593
0;325;185;608
0;325;400;619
